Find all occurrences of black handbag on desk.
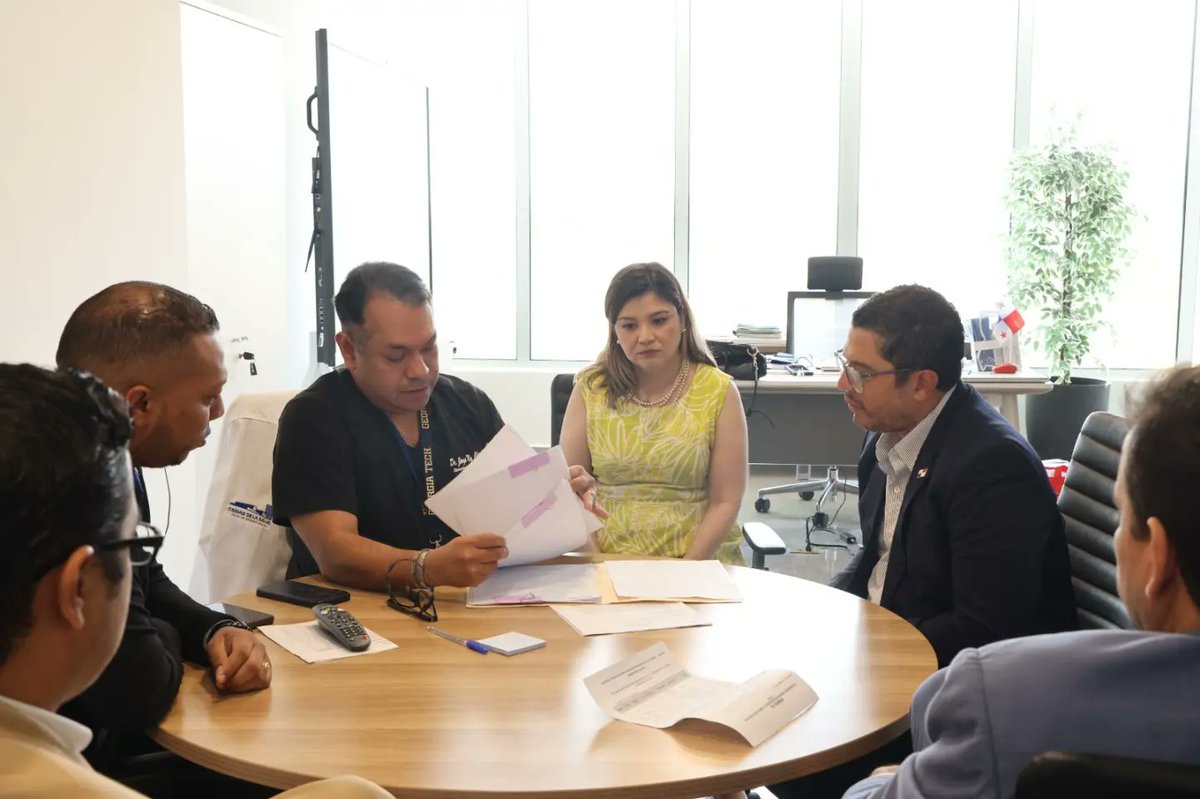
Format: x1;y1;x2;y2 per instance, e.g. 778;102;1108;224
707;340;767;381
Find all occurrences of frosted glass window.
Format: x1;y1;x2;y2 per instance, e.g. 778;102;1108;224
528;0;677;361
689;0;841;339
382;1;520;359
327;48;431;288
858;0;1018;319
1029;0;1192;369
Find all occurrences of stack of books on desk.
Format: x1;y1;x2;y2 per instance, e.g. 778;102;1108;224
731;323;786;354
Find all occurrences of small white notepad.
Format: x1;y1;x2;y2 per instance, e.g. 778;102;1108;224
476;632;546;656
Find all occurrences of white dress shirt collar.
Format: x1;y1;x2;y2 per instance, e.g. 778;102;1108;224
0;693;93;758
875;386;956;477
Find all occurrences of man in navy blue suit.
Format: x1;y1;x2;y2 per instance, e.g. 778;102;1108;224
770;285;1076;799
844;364;1200;798
829;284;1075;666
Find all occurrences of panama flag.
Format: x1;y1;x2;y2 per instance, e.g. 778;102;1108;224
994;307;1025;339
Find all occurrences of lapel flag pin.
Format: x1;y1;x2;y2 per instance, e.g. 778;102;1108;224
917;468;929;479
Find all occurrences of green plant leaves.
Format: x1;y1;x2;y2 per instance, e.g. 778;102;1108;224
1005;128;1134;383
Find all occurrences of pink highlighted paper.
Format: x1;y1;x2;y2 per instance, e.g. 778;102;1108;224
424;425;601;567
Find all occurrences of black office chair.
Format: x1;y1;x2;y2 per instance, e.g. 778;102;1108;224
550;374;574;447
1016;751;1200;798
548;374;787;570
1058;411;1132;629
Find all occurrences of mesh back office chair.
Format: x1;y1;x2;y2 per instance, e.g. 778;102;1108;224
1016;751;1200;798
754;256;866;546
1058;412;1132;629
549;375;786;569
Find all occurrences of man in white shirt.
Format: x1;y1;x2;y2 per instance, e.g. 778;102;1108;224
0;364;385;798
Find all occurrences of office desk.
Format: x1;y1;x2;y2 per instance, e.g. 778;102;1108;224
153;564;936;798
736;371;1050;465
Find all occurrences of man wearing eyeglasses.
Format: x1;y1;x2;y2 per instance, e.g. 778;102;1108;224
0;365;393;798
54;283;271;784
771;284;1076;799
829;285;1076;665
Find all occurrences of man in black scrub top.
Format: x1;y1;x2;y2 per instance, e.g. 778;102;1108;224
273;262;604;592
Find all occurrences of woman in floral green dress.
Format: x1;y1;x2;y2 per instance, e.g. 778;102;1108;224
560;262;748;564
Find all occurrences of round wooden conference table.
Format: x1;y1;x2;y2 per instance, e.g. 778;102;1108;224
153;560;936;798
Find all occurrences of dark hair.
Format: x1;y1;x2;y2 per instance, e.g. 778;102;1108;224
851;284;964;391
0;365;133;665
334;262;432;328
56;282;220;380
1125;365;1200;608
583;262;715;408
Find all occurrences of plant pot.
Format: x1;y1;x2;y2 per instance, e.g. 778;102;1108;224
1025;377;1111;460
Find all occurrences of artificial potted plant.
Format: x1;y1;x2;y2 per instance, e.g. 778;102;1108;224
1004;127;1135;459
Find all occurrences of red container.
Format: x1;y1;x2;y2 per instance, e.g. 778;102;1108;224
1043;459;1070;496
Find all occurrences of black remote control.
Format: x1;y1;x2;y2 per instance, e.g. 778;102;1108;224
312;604;370;652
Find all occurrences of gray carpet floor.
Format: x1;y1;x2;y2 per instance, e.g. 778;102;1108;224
735;465;863;583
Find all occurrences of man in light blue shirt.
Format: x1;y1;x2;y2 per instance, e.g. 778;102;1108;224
844;365;1200;799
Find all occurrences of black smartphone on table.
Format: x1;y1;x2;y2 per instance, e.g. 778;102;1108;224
255;579;351;608
206;602;275;628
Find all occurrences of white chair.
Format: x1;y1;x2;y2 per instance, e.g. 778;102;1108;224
198;390;297;602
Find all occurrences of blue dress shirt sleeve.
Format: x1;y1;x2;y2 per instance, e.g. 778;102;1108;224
842;649;1001;799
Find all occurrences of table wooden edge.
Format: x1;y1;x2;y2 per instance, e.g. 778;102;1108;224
151;716;915;799
152;565;934;798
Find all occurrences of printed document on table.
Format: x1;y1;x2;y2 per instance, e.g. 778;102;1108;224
467;564;603;606
604;560;743;602
551;602;711;636
584;642;817;747
260;622;397;664
424;425;599;566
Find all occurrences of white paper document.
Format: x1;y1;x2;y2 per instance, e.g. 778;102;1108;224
552;602;711;636
423;425;601;566
467;564;603;606
604;560;743;602
584;642;818;747
259;621;398;664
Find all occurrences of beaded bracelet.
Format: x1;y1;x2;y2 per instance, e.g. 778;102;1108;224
412;547;433;589
386;549;434;593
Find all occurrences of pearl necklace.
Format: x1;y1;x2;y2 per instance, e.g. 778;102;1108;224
630;360;691;408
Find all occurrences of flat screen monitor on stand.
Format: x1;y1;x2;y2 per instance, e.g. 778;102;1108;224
785;256;873;366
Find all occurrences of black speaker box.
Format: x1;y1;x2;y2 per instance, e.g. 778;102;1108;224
807;256;863;291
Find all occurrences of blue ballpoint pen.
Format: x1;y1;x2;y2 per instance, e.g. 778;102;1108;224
427;625;489;654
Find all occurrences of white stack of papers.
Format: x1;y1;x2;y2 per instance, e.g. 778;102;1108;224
604;560;743;602
467;564;603;606
552;602;711;636
425;426;602;567
260;622;398;664
585;642;818;747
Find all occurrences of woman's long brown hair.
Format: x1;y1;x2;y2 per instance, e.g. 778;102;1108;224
582;262;715;408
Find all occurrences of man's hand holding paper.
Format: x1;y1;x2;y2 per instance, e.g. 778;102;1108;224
424;533;509;588
424;425;604;567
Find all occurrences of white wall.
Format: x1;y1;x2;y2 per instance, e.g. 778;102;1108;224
447;365;564;448
0;0;189;365
0;0;204;585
